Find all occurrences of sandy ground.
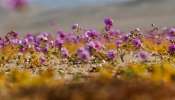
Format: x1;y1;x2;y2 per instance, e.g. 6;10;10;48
0;0;175;35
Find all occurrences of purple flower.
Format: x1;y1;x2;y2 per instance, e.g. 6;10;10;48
0;38;4;48
132;38;142;48
38;32;49;42
104;17;113;26
65;33;79;43
10;39;19;45
9;31;19;38
57;31;66;40
137;51;149;60
86;41;103;51
166;28;175;41
168;44;175;55
107;50;116;60
34;41;40;47
5;31;19;41
109;29;121;36
166;36;175;41
104;17;113;31
86;41;96;54
121;34;129;41
26;33;34;42
85;29;99;38
115;40;123;48
42;47;48;53
55;39;64;48
18;38;29;47
41;44;49;53
61;48;69;58
19;47;26;52
35;46;41;52
86;41;95;49
77;48;90;61
35;34;46;42
94;41;103;51
168;28;175;37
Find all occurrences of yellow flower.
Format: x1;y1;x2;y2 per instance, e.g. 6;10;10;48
151;64;163;82
99;64;114;79
162;62;175;83
143;38;169;54
64;42;84;55
105;42;116;50
129;63;147;78
0;72;5;88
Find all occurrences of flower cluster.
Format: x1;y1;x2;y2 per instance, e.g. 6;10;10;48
0;18;174;65
0;18;175;99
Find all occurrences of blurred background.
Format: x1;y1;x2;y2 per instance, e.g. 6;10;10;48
0;0;175;35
